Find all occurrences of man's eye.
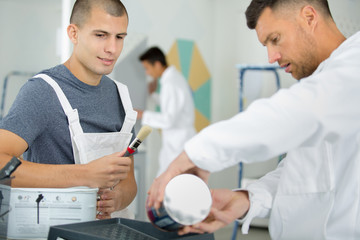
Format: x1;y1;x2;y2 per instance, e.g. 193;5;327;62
96;34;105;38
116;35;124;39
272;37;279;44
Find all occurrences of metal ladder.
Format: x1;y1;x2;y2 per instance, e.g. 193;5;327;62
0;71;35;119
231;64;282;240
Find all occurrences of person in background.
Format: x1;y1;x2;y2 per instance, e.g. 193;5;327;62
147;0;360;239
136;47;196;176
0;0;137;220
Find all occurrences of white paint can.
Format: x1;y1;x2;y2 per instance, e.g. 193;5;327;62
147;174;212;231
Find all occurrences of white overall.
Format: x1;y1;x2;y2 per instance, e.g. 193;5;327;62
34;74;137;218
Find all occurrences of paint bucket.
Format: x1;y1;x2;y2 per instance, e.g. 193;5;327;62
147;174;212;231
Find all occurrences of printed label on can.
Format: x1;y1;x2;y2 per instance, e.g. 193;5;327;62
146;203;184;232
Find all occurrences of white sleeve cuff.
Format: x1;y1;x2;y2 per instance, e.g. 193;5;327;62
150;92;160;104
233;188;271;234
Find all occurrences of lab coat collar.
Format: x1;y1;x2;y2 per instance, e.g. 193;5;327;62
160;66;176;84
314;31;360;75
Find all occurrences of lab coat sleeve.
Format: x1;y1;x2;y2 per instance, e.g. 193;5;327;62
142;81;184;129
184;83;320;172
237;159;285;234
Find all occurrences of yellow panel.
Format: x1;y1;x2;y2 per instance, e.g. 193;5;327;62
194;109;210;132
188;44;211;91
167;42;181;72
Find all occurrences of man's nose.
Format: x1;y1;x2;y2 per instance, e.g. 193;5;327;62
267;47;281;64
105;37;117;53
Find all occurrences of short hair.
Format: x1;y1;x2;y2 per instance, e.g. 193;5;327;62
245;0;333;29
70;0;128;28
139;47;168;67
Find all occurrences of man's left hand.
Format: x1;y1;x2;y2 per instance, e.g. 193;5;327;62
178;189;250;235
96;187;122;219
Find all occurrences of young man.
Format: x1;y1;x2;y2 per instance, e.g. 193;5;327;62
0;0;137;219
148;0;360;239
137;47;196;176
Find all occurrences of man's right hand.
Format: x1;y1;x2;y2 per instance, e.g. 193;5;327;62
86;149;131;189
147;151;210;210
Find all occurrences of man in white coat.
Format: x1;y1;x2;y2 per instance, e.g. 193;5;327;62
137;47;196;176
147;0;360;239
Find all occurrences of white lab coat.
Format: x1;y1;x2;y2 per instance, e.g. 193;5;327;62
142;66;196;175
184;31;360;240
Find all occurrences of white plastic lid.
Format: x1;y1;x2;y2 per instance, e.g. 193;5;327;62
164;174;212;225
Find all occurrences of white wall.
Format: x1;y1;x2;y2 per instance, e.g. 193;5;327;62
0;0;62;116
0;0;62;73
122;0;215;68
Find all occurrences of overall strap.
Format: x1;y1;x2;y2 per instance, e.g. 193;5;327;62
113;80;137;133
33;74;84;136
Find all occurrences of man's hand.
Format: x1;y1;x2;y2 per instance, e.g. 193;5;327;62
147;151;210;210
134;109;143;120
96;151;137;220
85;149;131;189
96;187;122;219
179;189;250;235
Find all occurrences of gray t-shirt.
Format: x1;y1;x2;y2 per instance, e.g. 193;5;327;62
0;64;135;164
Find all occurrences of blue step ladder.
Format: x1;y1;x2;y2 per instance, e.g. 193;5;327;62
231;64;282;240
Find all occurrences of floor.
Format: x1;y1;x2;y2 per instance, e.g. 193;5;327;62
214;225;271;240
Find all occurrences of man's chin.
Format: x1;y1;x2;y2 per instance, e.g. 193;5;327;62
99;67;115;76
291;73;301;80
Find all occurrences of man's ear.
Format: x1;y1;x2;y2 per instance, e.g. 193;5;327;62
301;5;318;30
67;24;79;44
154;61;162;68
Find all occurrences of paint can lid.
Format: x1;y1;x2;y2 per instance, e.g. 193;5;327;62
164;174;212;226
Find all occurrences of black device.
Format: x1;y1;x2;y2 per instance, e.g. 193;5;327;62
0;156;21;180
48;218;215;240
